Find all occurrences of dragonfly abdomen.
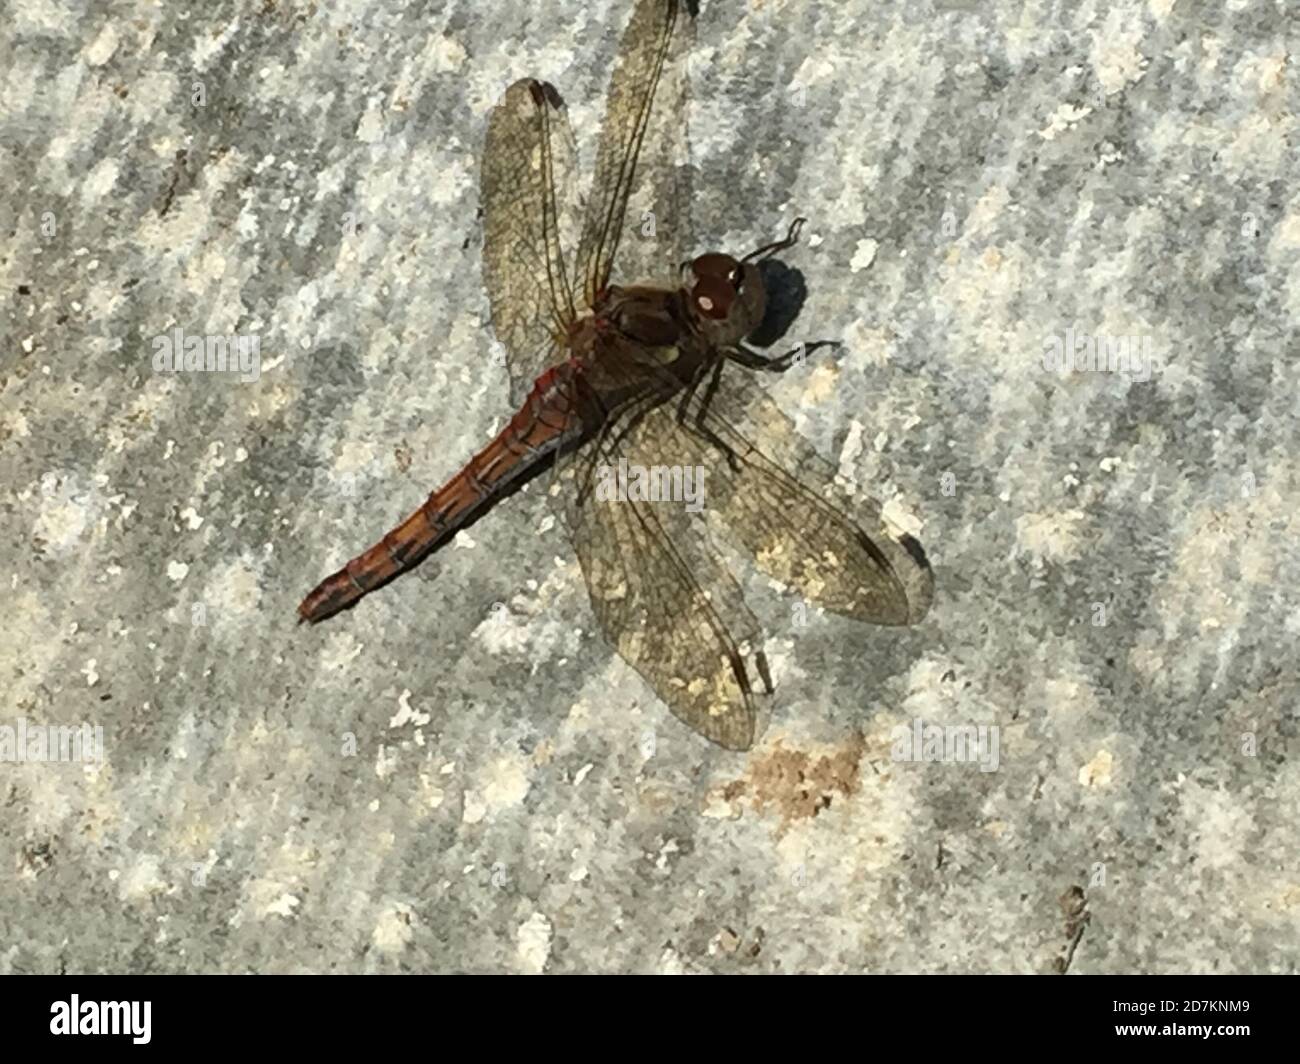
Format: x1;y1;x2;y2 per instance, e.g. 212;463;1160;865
297;365;583;623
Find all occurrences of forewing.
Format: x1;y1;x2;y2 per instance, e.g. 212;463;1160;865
576;0;697;305
684;367;935;625
482;78;582;406
550;402;768;751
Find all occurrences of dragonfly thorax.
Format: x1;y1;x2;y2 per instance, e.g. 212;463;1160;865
596;284;683;348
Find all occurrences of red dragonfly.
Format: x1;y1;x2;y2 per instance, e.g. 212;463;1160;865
299;0;932;750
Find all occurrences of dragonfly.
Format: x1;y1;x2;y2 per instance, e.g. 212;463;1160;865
299;0;933;750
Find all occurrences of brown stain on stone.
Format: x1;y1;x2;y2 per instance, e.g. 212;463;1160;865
720;734;868;827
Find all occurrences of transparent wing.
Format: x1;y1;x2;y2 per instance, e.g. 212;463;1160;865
550;400;769;751
482;78;582;406
575;0;697;305
683;366;935;625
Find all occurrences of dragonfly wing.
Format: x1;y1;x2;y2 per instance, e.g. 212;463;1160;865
482;78;581;406
682;366;935;625
575;0;697;306
550;401;768;751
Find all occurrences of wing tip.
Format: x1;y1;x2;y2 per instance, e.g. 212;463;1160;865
894;532;936;624
525;78;565;111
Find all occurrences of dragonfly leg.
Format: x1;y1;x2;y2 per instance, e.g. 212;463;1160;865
727;339;842;373
682;358;741;473
741;217;807;263
673;355;711;423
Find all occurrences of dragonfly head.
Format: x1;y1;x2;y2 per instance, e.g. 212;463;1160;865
682;253;766;344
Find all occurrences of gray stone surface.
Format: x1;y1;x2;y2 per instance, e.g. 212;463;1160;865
2;0;1297;973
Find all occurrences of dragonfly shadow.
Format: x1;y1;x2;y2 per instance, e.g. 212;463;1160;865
746;257;809;350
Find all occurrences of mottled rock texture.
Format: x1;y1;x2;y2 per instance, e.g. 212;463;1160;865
2;0;1296;973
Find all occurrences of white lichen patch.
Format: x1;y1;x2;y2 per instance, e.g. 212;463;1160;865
1037;102;1093;141
471;570;581;660
1013;508;1087;566
80;156;121;206
849;237;878;273
83;22;120;66
1078;748;1114;789
833;419;868;490
471;751;532;818
118;853;167;902
879;497;924;539
389;689;431;729
461;791;487;824
2;409;31;439
30;470;104;554
417;772;446;810
474;601;539;656
1090;7;1149;94
371;902;417;956
799;360;839;406
375;744;398;780
264;893;300;919
515;912;552;974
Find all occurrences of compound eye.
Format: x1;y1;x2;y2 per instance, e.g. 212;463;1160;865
693;276;733;320
691;253;741;285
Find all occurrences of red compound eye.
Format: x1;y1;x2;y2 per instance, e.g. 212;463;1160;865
693;275;733;320
692;253;742;287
